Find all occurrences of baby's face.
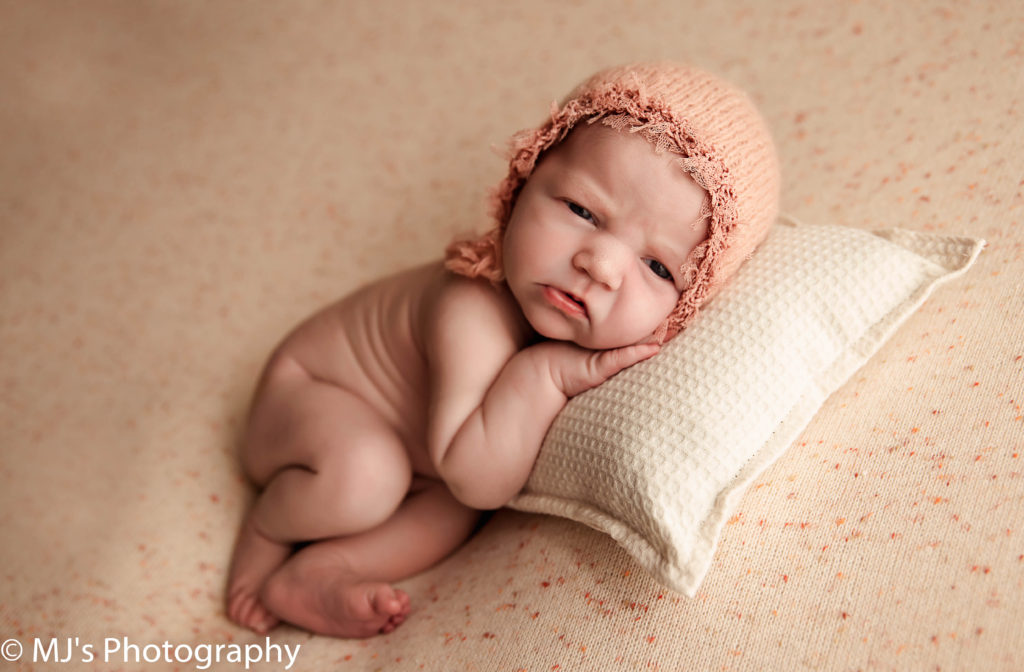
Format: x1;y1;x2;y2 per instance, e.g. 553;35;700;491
502;122;708;349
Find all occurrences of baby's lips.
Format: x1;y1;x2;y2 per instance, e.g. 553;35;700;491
562;288;589;316
545;285;589;319
568;292;588;316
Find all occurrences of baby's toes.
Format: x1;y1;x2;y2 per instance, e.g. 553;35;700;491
384;608;407;630
228;591;279;633
251;607;280;634
372;587;402;616
370;586;411;633
227;590;254;623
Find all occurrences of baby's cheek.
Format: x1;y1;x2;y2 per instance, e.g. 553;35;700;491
603;305;664;348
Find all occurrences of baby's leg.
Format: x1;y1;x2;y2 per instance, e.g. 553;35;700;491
227;354;413;633
260;477;480;638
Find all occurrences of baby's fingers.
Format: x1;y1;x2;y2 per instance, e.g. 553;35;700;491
592;343;660;379
560;343;659;397
547;341;660;398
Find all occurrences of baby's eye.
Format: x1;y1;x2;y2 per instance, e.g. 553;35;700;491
645;258;674;282
566;201;594;222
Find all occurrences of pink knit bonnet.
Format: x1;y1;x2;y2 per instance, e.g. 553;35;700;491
445;61;780;342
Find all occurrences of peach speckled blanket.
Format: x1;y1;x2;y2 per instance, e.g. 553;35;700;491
2;1;1022;670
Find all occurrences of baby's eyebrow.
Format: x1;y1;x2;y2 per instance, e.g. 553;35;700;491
558;171;612;213
652;218;705;265
651;237;687;265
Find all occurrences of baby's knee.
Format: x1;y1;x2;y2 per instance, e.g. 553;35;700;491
324;450;412;530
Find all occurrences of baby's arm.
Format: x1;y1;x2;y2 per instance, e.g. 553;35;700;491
426;278;657;510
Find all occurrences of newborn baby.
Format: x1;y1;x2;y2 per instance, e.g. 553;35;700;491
226;62;779;638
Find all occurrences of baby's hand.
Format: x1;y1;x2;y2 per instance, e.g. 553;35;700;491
532;341;660;399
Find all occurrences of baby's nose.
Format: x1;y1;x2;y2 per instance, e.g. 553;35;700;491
574;238;627;290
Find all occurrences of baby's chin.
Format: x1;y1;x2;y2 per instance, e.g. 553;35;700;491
523;305;662;350
534;323;657;351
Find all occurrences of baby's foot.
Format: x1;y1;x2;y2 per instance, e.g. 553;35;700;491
320;581;411;637
261;550;412;638
226;513;291;633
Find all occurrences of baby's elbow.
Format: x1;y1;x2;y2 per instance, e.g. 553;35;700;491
434;441;530;510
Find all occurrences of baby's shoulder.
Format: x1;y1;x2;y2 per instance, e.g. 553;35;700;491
421;271;530;356
435;271;509;309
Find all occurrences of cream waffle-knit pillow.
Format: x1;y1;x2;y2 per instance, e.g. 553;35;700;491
506;217;984;596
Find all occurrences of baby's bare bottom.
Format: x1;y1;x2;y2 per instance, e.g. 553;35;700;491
226;355;479;638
